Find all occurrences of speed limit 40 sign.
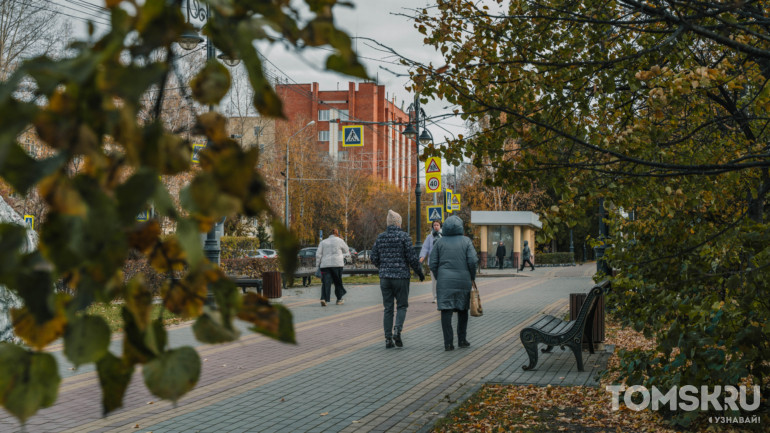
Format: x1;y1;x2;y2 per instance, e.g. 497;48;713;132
426;173;441;193
426;176;441;192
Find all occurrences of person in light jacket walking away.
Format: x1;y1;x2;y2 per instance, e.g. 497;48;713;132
316;228;349;306
519;240;535;271
429;215;478;351
495;241;506;269
419;220;442;303
371;210;425;349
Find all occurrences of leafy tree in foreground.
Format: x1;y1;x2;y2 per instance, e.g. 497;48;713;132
0;0;365;424
409;0;769;425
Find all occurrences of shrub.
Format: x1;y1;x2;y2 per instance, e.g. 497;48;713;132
220;236;260;259
123;259;168;295
220;258;280;278
536;252;574;264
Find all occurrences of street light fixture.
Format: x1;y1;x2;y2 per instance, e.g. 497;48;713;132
175;0;240;267
285;121;316;229
403;96;434;246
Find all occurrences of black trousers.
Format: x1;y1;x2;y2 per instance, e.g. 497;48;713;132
320;267;346;301
496;256;505;269
440;309;468;346
520;258;534;271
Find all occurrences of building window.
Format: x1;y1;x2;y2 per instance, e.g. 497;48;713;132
337;109;349;121
338;130;342;142
318;110;330;121
319;130;330;142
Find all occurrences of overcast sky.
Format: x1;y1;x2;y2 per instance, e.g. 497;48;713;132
65;0;467;145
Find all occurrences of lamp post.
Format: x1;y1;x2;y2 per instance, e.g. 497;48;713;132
285;121;316;229
401;96;433;245
176;0;240;266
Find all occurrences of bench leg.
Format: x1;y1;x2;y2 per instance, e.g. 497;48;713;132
568;343;585;372
541;345;554;353
520;330;539;371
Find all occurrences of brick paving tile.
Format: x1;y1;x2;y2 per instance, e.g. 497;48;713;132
0;266;611;432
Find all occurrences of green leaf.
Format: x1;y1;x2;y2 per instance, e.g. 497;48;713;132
190;60;231;105
142;347;200;402
64;315;111;367
0;144;66;194
193;312;240;344
0;344;61;423
238;293;296;344
176;218;205;268
116;168;159;225
96;352;134;415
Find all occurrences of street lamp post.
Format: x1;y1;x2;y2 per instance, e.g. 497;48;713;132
401;96;433;246
285;121;316;229
176;0;240;266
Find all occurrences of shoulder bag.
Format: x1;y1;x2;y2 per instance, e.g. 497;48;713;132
470;281;483;317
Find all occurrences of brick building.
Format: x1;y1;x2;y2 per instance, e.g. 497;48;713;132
276;82;416;190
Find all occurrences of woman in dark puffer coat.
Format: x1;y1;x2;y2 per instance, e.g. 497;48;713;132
429;215;478;351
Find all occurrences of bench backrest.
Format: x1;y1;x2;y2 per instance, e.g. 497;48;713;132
573;280;610;330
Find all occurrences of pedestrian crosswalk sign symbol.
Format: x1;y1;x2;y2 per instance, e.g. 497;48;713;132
24;215;34;229
343;125;363;147
426;205;443;223
192;143;206;163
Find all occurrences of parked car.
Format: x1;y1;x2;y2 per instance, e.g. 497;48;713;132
245;249;278;259
358;250;372;262
298;247;317;268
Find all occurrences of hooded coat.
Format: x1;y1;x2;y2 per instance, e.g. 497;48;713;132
429;216;478;311
522;240;532;260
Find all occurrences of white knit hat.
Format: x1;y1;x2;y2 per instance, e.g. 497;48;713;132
387;209;402;228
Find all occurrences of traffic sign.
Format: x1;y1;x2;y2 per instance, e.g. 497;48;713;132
343;125;364;147
451;193;461;211
445;188;453;214
136;210;149;222
426;205;443;223
192;143;206;163
24;215;34;229
425;157;441;174
426;173;441;193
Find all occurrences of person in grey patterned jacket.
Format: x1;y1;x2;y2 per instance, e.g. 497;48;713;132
371;210;425;348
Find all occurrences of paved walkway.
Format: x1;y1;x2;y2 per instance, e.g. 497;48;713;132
0;265;603;433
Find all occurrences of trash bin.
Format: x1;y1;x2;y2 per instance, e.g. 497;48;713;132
262;271;282;299
570;292;605;350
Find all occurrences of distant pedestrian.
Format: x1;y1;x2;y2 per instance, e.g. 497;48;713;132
495;241;506;269
371;210;425;349
419;220;442;303
316;228;349;306
429;215;478;351
519;240;535;271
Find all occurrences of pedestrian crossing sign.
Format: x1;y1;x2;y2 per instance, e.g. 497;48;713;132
426;205;443;223
24;215;34;229
445;188;453;214
192;143;206;163
343;125;364;147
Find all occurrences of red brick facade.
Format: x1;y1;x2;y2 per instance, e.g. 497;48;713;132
276;82;415;190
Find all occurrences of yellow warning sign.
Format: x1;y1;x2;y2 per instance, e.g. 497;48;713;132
451;193;461;211
425;157;441;174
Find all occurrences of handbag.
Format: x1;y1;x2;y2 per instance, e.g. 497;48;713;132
315;267;322;278
470;281;483;317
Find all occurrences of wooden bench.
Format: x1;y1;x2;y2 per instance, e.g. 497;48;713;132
519;280;610;372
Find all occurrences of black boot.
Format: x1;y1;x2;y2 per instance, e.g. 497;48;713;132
445;344;454;351
393;334;403;348
458;340;470;348
385;338;395;349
